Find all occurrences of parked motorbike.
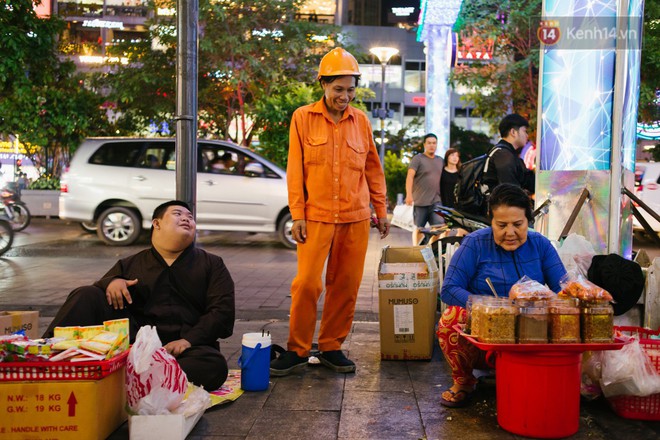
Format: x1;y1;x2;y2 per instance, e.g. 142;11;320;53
434;205;489;233
0;213;13;256
1;183;31;232
433;198;551;235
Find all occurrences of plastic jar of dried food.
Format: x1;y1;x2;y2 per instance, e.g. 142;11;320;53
477;298;517;344
465;295;487;335
516;300;549;344
581;300;614;343
548;297;580;343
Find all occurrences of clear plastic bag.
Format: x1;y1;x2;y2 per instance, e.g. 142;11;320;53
600;335;660;398
557;233;597;275
560;270;613;302
581;351;604;400
126;326;189;415
508;275;555;300
391;204;415;232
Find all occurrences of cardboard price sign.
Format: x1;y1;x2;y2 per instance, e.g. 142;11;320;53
0;368;126;440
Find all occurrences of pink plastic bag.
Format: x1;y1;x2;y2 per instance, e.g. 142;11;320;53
126;326;188;415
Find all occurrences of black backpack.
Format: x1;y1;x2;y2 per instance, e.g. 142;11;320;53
453;147;500;216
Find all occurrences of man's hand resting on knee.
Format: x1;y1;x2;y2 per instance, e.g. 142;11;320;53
164;339;191;357
106;278;137;309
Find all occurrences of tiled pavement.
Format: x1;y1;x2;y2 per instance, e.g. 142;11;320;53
2;219;660;439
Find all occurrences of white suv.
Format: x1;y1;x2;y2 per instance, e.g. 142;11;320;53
59;138;295;248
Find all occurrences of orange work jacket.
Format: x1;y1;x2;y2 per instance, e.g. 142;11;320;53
287;99;388;224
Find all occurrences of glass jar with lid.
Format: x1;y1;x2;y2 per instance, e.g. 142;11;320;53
474;298;517;344
515;299;548;344
548;297;580;343
581;299;614;343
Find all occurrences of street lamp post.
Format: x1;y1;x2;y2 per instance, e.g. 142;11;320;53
369;47;399;167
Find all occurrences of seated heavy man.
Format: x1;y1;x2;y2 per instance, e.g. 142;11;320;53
44;200;235;390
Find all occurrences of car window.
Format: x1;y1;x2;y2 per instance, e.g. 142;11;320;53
201;147;239;175
138;143;175;170
89;142;143;166
235;154;280;178
199;144;280;178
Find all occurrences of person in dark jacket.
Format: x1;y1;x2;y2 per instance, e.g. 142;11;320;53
483;114;535;194
44;200;235;391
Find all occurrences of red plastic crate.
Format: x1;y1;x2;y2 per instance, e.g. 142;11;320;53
607;326;660;421
0;350;128;382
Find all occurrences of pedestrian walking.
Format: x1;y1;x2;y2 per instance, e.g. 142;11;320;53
405;133;444;245
482;113;535;194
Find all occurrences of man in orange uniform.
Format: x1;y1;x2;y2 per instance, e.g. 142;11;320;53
270;48;390;376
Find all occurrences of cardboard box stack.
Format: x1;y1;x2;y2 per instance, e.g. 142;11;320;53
378;246;439;360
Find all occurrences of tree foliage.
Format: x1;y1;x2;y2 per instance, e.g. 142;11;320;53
101;0;345;145
639;2;660;123
252;82;319;167
451;0;541;133
453;0;659;130
0;0;108;177
450;122;494;160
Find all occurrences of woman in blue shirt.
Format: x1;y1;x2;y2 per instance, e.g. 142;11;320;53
438;184;566;407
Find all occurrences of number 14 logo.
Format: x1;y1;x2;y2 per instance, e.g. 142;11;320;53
538;20;561;45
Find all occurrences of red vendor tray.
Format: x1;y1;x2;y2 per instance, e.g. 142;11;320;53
0;350;129;382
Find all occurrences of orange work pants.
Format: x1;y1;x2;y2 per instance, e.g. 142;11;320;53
288;220;370;357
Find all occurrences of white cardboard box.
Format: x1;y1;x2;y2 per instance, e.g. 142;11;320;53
128;410;205;440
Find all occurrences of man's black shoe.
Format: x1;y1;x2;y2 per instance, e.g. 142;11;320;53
270;351;308;377
318;350;356;373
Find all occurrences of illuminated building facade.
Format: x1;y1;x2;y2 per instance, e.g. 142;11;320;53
52;0;153;69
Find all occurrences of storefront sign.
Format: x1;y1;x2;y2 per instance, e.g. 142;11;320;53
83;20;124;30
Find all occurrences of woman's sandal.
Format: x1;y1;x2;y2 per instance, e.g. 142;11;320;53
440;388;476;408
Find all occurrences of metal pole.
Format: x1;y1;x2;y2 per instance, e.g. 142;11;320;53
378;61;386;167
175;0;198;215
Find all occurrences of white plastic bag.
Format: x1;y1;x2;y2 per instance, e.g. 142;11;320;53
600;336;660;398
557;233;597;275
126;326;189;415
391;204;415;232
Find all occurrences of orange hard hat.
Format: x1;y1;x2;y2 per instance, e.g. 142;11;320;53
317;48;361;79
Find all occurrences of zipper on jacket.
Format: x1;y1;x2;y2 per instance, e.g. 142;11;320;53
511;251;522;279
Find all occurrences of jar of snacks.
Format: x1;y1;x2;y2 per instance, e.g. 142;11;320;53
474;298;517;344
581;300;614;343
465;295;486;335
548;297;580;343
516;300;548;344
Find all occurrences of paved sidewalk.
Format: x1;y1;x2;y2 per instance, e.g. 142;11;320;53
2;219;660;439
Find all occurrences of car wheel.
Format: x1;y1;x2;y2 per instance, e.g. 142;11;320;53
80;221;97;233
96;207;141;246
277;212;296;249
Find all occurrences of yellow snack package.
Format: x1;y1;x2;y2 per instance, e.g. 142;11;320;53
53;326;81;340
104;318;130;351
80;331;120;354
52;339;81;351
78;325;105;339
